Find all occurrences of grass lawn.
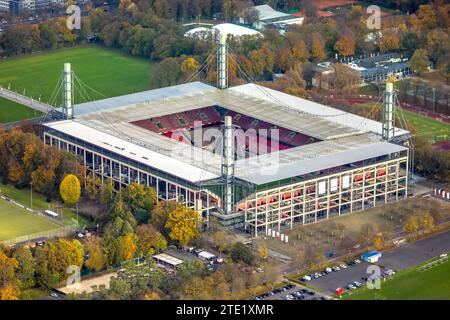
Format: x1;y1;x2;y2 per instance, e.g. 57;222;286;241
0;45;154;105
343;258;450;300
0;197;61;242
0;97;43;123
0;183;90;227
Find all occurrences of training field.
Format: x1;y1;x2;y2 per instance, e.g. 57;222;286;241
356;102;450;143
0;45;154;107
0;97;43;123
0;198;61;242
400;109;450;143
344;258;450;300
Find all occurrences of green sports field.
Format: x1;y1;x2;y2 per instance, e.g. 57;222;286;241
356;102;450;143
344;258;450;300
400;109;450;143
0;45;154;122
0;197;61;242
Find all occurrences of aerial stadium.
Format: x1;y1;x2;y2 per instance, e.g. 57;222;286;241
42;36;412;236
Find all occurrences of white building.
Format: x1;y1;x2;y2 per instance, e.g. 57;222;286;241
245;5;304;31
10;0;35;13
0;0;10;13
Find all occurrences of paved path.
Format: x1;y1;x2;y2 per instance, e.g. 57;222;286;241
0;86;54;114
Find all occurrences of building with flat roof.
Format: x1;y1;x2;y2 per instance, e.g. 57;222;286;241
242;4;304;32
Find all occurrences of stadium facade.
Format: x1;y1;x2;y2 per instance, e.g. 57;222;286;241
43;50;412;237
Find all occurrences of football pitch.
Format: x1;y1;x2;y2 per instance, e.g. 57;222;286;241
0;197;61;242
400;109;450;143
0;45;154;123
357;102;450;143
344;258;450;300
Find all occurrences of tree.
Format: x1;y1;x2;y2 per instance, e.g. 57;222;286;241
334;34;355;57
379;30;401;53
418;4;437;29
124;183;156;223
151;200;177;235
85;174;102;201
311;34;326;61
230;242;254;265
373;233;383;248
85;236;107;272
421;213;435;231
144;291;161;300
0;252;19;287
409;49;429;75
0;284;20;300
182;276;209;300
242;7;259;26
59;174;81;206
180;57;199;80
12;247;36;289
403;215;420;233
135;224;167;257
258;243;269;260
426;29;450;65
34;239;84;287
212;230;231;254
165;205;200;246
121;233;138;261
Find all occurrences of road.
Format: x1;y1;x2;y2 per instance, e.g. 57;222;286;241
0;86;54;114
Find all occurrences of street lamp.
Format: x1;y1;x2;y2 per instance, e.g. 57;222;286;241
30;182;33;209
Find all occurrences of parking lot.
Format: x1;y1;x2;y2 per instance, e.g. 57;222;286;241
300;230;450;295
252;283;328;301
301;260;388;294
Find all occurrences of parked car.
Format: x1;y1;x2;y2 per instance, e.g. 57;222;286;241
339;263;347;269
354;259;361;264
325;267;332;273
353;281;362;288
301;275;311;281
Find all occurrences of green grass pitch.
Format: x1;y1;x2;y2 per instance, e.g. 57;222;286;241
357;102;450;143
0;45;154;123
400;109;450;142
343;258;450;300
0;197;62;242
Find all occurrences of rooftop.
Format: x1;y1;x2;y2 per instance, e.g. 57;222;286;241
185;23;262;39
44;82;409;186
253;5;302;23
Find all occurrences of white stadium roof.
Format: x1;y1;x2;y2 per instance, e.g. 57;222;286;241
185;23;262;39
44;82;410;185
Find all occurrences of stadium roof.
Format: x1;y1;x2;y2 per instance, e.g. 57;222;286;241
44;120;220;183
185;23;261;39
45;82;410;185
235;141;407;185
